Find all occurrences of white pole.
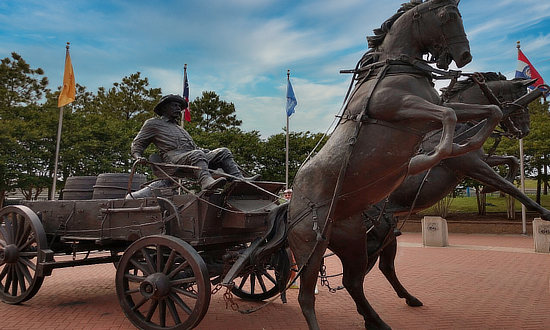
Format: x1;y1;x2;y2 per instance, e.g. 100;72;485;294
519;138;527;234
285;70;290;190
51;106;64;200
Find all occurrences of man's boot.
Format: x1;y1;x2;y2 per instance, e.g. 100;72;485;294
195;160;226;191
200;175;226;190
222;160;260;181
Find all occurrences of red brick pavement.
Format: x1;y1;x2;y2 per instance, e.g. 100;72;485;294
0;232;548;329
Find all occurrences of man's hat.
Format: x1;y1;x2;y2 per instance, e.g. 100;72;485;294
154;94;188;116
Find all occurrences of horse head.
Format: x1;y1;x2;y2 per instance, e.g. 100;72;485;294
442;74;537;139
497;78;537;138
412;0;471;69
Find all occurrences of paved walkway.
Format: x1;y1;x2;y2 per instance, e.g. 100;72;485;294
1;232;548;329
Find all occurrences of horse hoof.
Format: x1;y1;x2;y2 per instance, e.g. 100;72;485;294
406;297;423;307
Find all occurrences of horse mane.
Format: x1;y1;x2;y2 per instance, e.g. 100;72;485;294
440;72;507;98
366;1;422;49
360;1;423;68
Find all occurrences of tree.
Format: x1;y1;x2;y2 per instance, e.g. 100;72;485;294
0;53;50;203
187;91;242;132
258;131;328;182
80;72;162;173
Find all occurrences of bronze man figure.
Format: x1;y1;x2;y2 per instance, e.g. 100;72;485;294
131;94;247;191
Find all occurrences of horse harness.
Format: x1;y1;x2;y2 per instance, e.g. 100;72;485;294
287;55;463;246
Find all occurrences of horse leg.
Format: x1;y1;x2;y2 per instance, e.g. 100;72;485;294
452;156;550;220
484;154;519;183
288;222;331;330
445;103;502;156
378;235;422;307
330;225;391;329
395;97;458;175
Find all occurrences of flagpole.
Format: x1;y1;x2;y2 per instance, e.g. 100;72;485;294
517;40;527;234
181;64;187;128
52;105;64;200
286;70;290;190
51;42;71;200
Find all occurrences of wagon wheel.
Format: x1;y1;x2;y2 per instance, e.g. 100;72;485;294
0;205;47;304
231;247;291;301
116;235;210;329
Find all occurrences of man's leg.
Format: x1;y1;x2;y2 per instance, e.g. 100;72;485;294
175;150;226;190
206;148;243;178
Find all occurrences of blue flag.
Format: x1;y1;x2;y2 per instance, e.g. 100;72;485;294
286;79;297;117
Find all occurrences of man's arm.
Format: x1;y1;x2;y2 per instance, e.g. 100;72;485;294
131;119;156;161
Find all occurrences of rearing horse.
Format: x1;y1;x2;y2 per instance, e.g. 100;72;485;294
287;1;502;329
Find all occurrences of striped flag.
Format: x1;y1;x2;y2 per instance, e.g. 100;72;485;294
515;49;545;89
183;65;191;122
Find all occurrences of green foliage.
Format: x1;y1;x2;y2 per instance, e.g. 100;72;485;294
259;131;328;183
186;91;242;132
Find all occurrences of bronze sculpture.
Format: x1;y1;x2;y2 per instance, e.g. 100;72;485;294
131;94;247;191
285;1;509;329
331;74;545;314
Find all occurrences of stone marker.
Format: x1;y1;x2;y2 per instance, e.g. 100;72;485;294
422;216;448;247
533;218;550;253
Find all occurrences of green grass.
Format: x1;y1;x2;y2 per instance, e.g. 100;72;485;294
420;193;550;214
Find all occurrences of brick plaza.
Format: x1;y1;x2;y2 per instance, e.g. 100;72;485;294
0;232;548;329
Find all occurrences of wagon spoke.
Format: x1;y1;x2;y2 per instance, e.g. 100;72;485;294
145;299;158;322
17;262;33;285
14;263;25;294
16;223;31;248
129;258;151;276
131;296;149;311
0;266;8;282
167;260;189;279
156;244;162;273
5;214;14;243
18;235;36;252
171;277;197;286
4;265;13;293
0;222;11;245
125;273;146;283
171;286;198;299
18;251;38;258
124;288;140;295
140;248;156;274
166;297;182;325
249;273;256;294
163;250;177;274
259;269;277;285
237;273;250;290
10;266;17;296
256;271;268;292
0;238;6;247
170;292;193;315
159;299;166;327
18;257;36;271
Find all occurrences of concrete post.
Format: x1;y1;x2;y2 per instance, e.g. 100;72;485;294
422;216;448;247
533;218;550;253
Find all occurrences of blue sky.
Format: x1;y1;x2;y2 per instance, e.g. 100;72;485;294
1;0;550;138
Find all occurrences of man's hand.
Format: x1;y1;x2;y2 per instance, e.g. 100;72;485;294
133;154;147;164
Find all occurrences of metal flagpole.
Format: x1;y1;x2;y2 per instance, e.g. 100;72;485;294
517;41;527;234
52;42;73;200
286;70;290;190
181;64;187;128
52;105;64;200
178;64;188;195
519;138;527;234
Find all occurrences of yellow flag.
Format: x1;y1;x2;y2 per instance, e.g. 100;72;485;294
57;46;75;107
